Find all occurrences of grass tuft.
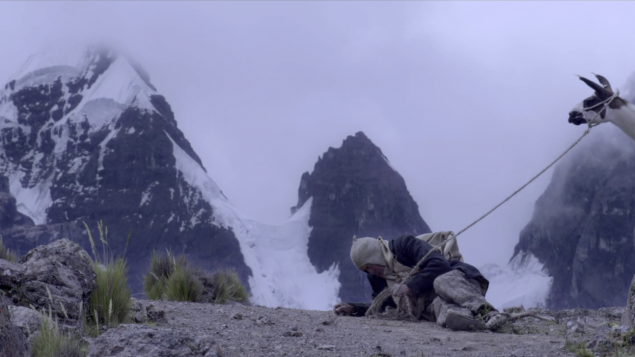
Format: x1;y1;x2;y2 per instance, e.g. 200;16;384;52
31;311;86;357
0;234;17;263
144;249;202;302
164;262;203;302
565;341;594;357
212;270;248;304
144;251;248;304
84;221;132;329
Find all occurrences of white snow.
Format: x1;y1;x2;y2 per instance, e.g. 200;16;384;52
480;252;552;309
9;44;89;85
140;184;154;207
240;200;341;310
80;55;156;112
97;127;121;172
8;170;52;225
167;131;341;310
0;101;18;122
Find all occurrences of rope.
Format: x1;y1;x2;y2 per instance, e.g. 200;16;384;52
366;90;618;319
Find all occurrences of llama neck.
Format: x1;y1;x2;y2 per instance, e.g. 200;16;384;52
607;103;635;142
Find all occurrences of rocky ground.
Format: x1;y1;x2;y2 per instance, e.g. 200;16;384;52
85;299;630;357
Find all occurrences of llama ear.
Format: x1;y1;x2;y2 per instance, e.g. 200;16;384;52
352;235;357;241
578;75;607;95
593;73;613;92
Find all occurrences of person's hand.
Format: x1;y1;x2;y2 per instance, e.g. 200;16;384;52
333;302;356;316
391;283;411;297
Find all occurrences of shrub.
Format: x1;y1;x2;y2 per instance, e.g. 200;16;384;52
0;234;17;263
165;263;203;302
143;250;249;304
212;270;248;304
31;310;86;357
144;249;202;302
84;221;132;328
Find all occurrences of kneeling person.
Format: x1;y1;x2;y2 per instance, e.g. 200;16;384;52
333;235;507;331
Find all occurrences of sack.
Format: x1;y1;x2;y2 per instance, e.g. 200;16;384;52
415;231;463;262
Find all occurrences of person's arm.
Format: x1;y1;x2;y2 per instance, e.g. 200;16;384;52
340;274;396;316
393;235;451;296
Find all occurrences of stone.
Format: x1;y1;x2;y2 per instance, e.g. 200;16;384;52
317;345;336;351
8;306;48;337
0;303;27;357
622;273;635;327
0;258;24;292
129;299;148;323
19;238;95;325
283;331;303;337
87;324;210;357
145;304;166;324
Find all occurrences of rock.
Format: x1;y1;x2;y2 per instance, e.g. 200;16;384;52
8;306;47;337
293;132;432;302
283;331;303;337
231;313;243;320
512;125;635;309
19;238;95;324
0;303;28;357
0;258;24;292
145;304;166;324
317;345;336;351
622;273;635;327
87;324;212;357
130;299;148;323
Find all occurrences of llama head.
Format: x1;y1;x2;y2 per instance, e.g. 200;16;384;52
568;74;627;126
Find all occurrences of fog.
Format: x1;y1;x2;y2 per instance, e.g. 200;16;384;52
2;2;635;269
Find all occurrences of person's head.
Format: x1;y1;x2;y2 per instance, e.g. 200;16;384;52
350;236;387;277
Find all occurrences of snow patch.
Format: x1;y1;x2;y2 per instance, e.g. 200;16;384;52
140;182;158;207
0;101;18;122
97;127;121;172
8;170;52;225
480;252;552;309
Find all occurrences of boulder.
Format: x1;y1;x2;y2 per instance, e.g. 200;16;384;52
87;324;217;357
8;306;47;337
0;303;27;357
19;238;95;324
0;258;24;294
622;273;635;327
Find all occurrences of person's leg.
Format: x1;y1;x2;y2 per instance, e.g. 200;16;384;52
428;297;484;331
433;269;491;315
433;269;508;330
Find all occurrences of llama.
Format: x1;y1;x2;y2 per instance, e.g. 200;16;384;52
569;74;635;142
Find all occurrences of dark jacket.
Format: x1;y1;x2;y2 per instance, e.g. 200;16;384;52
349;234;488;316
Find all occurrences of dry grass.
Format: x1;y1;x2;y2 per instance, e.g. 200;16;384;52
84;221;131;328
0;234;17;263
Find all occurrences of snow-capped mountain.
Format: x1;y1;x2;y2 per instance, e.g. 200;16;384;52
0;45;340;310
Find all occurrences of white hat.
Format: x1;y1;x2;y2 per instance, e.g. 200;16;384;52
350;236;386;270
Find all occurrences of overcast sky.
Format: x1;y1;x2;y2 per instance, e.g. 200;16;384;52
2;2;635;268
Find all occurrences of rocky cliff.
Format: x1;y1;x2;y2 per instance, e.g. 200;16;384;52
293;132;431;303
0;46;251;294
513;124;635;309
